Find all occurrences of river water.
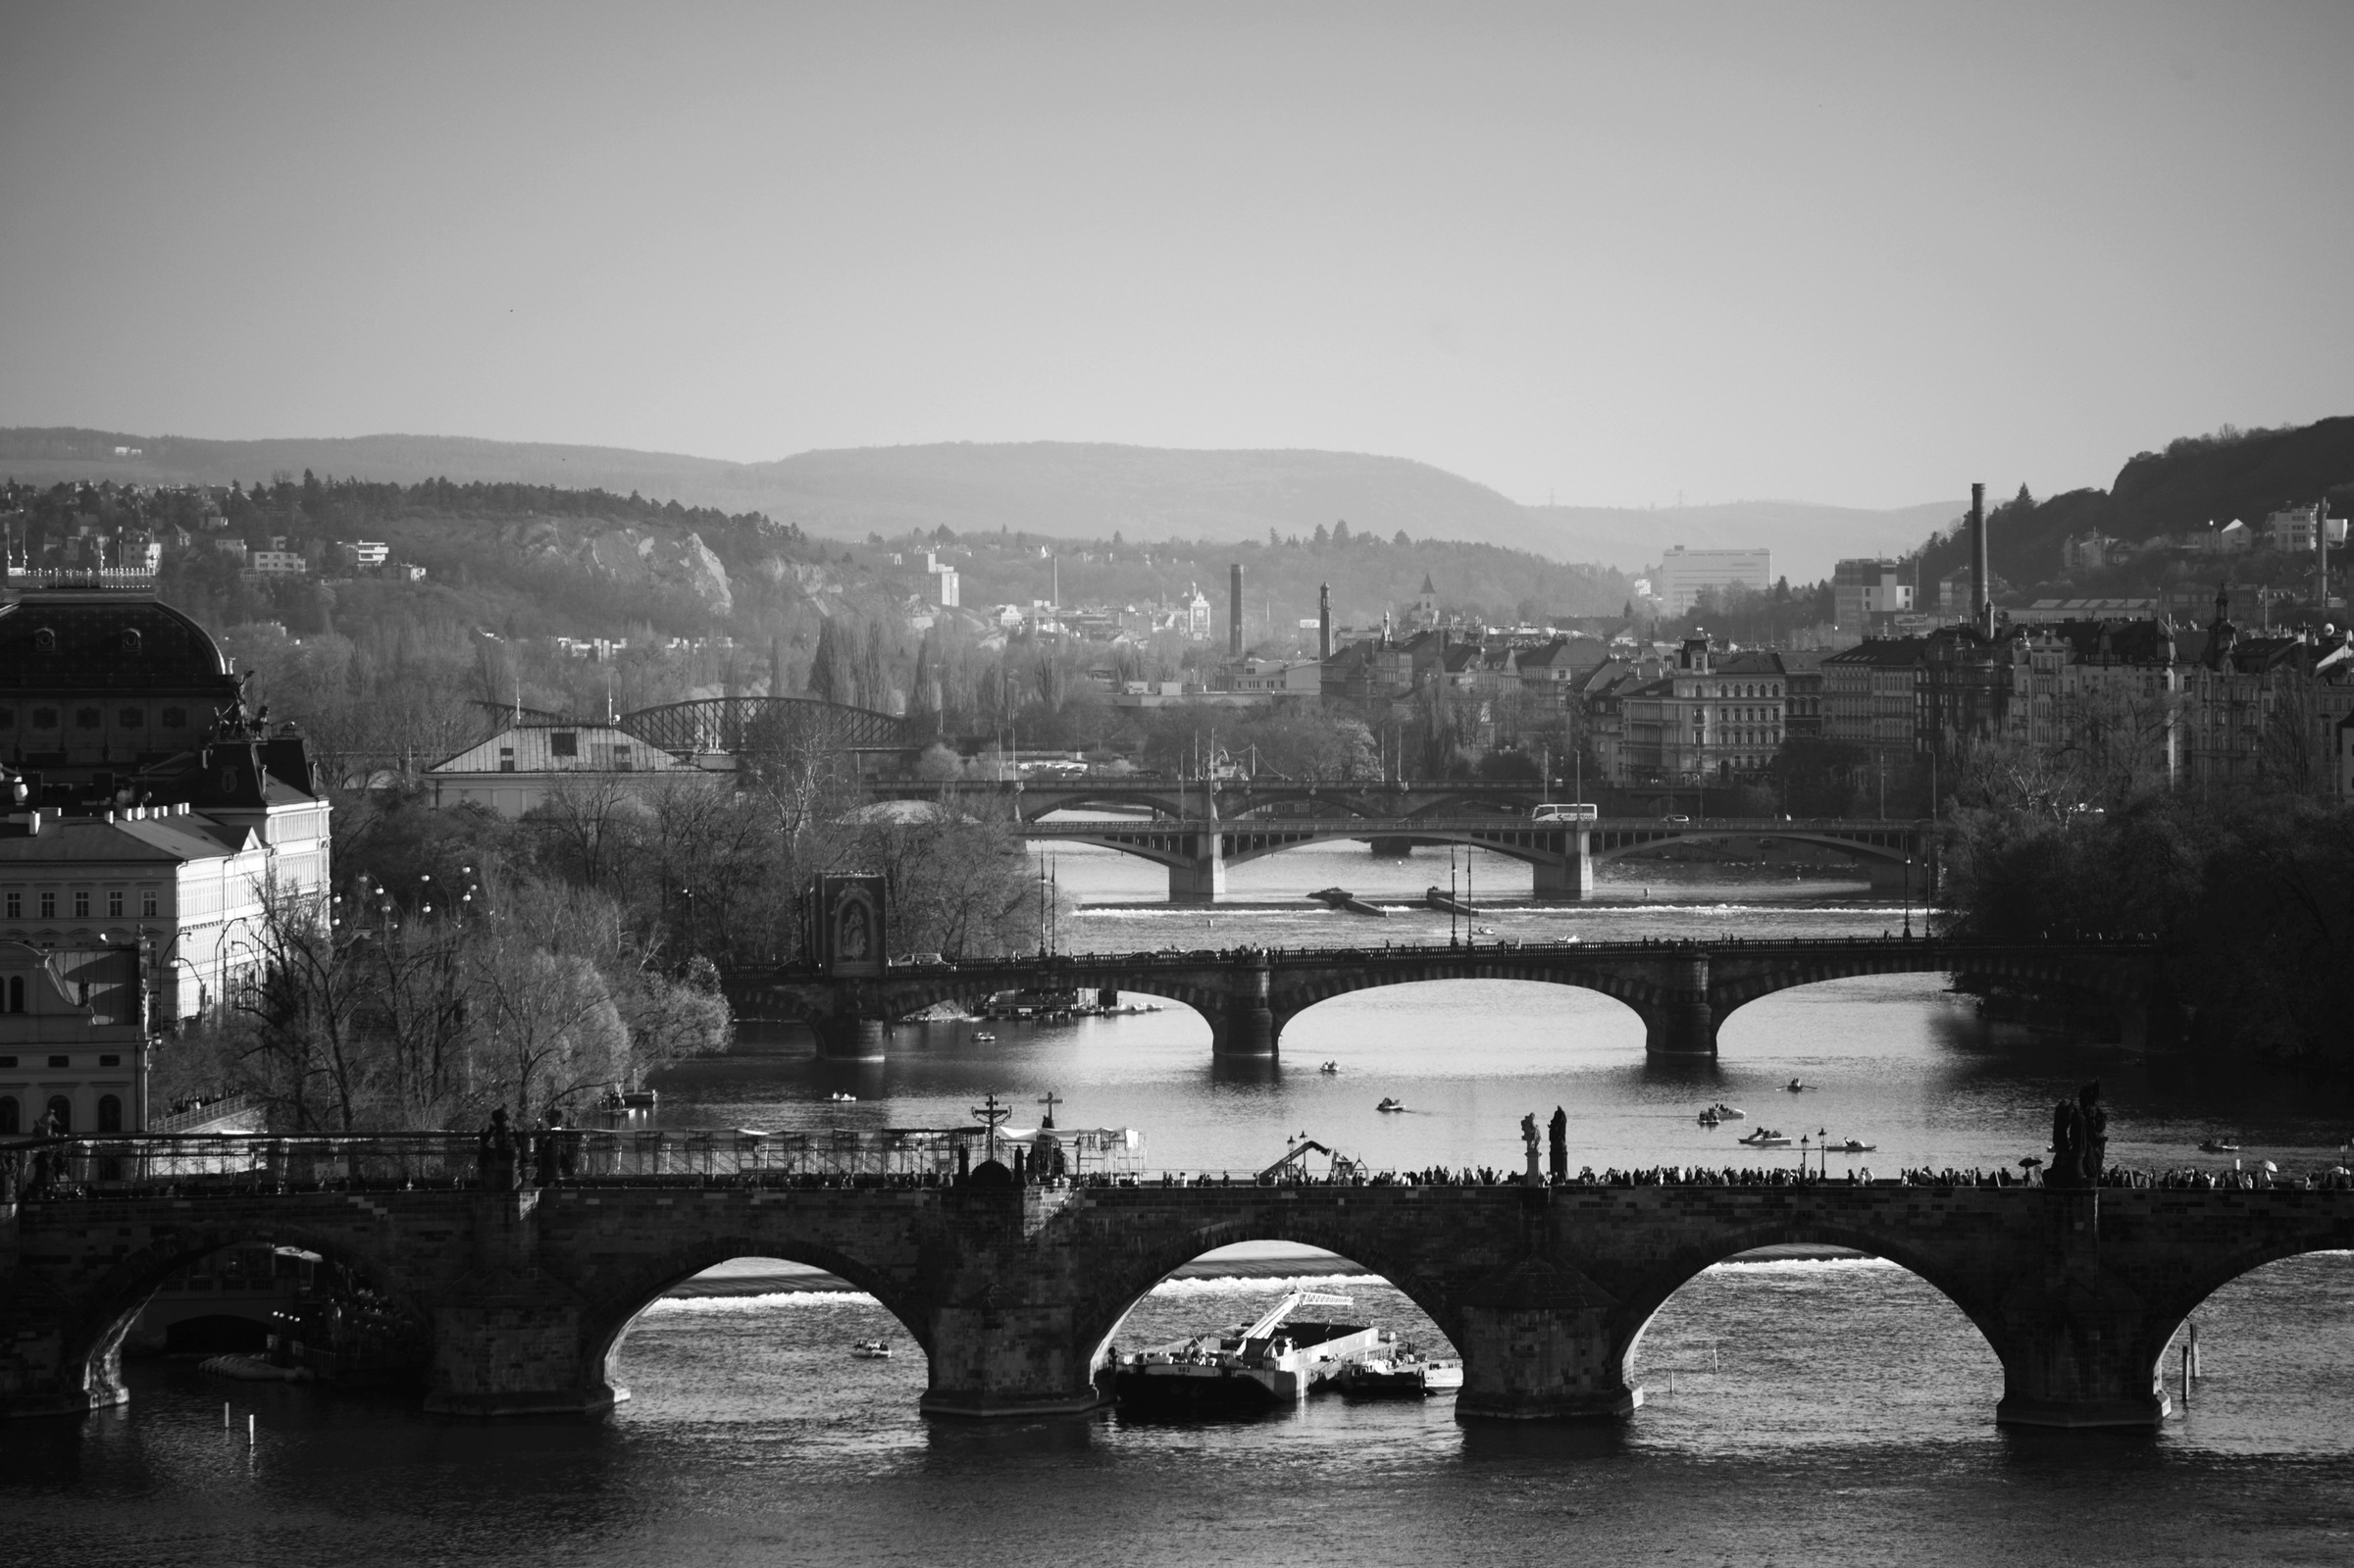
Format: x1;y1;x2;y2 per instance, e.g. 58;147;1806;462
7;844;2353;1566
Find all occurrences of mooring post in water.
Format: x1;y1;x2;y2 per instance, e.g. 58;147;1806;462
2189;1320;2200;1380
2179;1347;2190;1412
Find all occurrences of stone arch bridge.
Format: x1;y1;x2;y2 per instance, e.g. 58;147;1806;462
732;937;2166;1058
5;1173;2346;1433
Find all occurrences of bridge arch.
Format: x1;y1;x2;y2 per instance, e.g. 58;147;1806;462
1612;1220;2008;1398
585;1236;936;1402
1074;1217;1467;1375
1271;968;1655;1054
53;1216;431;1414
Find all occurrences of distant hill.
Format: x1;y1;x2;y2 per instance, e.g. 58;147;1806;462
0;428;1947;582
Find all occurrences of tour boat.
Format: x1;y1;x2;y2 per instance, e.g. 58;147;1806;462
1376;1097;1406;1113
1336;1341;1464;1399
1114;1291;1382;1410
850;1340;892;1360
1739;1128;1792;1147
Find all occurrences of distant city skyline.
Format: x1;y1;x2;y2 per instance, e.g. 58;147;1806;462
2;2;2349;513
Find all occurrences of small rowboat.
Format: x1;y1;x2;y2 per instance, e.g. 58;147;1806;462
850;1340;892;1360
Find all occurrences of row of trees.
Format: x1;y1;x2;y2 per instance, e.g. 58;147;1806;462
165;730;1051;1132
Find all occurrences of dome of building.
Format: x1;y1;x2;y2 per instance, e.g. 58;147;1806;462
0;591;238;695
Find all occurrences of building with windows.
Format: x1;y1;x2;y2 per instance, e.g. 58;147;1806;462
1832;559;1913;633
1657;547;1771;617
0;940;146;1136
425;719;702;816
1822;638;1927;760
0;574;334;1050
1616;638;1786;784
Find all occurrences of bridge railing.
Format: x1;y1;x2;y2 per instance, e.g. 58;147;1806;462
0;1126;1148;1198
747;934;2161;983
4;1135;2319;1200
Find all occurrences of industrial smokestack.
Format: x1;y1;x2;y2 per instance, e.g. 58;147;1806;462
1970;481;1990;639
1229;563;1245;657
1318;582;1332;660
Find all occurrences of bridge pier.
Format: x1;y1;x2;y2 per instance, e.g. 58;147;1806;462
1454;1254;1639;1420
1642;954;1719;1057
815;1015;890;1060
1530;839;1595;900
1989;1190;2170;1429
1166;832;1226;903
1213;953;1277;1056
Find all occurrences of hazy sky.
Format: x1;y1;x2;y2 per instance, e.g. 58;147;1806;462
3;1;2348;509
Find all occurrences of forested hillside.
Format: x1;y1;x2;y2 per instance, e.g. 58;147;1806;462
1911;417;2354;601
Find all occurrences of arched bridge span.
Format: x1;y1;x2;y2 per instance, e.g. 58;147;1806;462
734;937;2164;1059
7;1174;2348;1433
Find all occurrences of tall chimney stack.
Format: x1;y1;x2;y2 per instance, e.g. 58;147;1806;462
1318;582;1332;660
1228;563;1245;657
1970;481;1990;639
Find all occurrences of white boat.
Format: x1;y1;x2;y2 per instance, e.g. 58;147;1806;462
1319;1062;1340;1074
850;1340;892;1359
1712;1103;1747;1120
1739;1128;1792;1147
1114;1291;1381;1410
1336;1340;1463;1398
972;1031;997;1042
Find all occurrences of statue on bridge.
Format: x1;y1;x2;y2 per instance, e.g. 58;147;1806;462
2046;1082;2110;1188
478;1106;519;1191
1549;1107;1568;1183
1520;1113;1542;1186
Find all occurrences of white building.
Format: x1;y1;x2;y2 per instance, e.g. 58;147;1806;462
352;541;389;568
247;550;307;576
1833;558;1913;632
427;720;708;817
1658;547;1771;616
924;552;960;608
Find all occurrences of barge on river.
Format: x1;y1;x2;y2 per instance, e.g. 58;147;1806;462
1113;1290;1380;1410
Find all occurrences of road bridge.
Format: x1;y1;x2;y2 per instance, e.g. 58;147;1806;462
3;1148;2343;1432
1010;813;1929;901
732;936;2165;1059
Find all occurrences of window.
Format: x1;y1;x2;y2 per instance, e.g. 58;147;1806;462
74;890;89;919
97;1095;122;1133
550;732;578;758
0;1097;15;1136
44;1095;70;1133
108;890;123;918
0;710;11;730
39;891;55;919
5;979;18;1012
141;890;157;917
4;891;17;918
99;1054;120;1067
